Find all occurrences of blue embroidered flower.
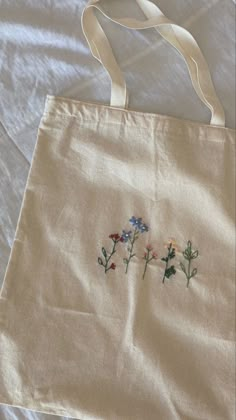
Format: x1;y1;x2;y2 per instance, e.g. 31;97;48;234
129;216;143;228
139;223;149;233
129;216;149;233
121;230;132;242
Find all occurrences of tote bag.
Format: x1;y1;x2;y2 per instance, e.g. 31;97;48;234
0;1;235;419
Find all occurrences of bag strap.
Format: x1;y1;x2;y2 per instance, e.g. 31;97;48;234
81;0;225;127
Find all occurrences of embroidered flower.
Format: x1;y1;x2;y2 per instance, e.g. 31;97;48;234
98;219;200;288
139;223;149;233
164;238;179;252
121;230;132;243
142;245;158;279
98;233;123;274
129;216;149;233
129;216;143;228
180;240;199;287
122;216;149;273
109;233;124;242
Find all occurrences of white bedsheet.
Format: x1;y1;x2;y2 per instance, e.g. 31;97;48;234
0;0;235;419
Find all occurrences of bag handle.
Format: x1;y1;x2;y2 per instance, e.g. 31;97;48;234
82;0;225;127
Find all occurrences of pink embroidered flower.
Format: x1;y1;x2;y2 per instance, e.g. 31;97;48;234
142;245;158;279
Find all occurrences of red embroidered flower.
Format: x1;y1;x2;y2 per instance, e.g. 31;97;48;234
152;252;158;259
109;233;125;243
109;233;120;241
99;234;122;274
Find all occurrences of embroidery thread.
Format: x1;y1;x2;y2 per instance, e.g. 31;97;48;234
123;216;149;274
97;223;200;288
98;233;124;273
161;239;177;283
142;245;158;279
180;240;199;287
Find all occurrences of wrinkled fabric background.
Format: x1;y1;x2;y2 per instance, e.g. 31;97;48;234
0;0;235;419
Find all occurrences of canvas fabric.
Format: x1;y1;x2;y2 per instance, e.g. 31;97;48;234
0;1;235;419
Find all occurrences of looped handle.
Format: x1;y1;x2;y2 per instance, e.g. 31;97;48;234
82;0;225;127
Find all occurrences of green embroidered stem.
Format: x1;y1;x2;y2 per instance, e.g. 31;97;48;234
161;242;176;283
124;228;139;274
187;258;191;287
143;249;150;280
104;241;116;273
98;234;123;274
163;262;167;283
98;242;116;273
180;240;199;287
142;246;158;280
143;258;149;280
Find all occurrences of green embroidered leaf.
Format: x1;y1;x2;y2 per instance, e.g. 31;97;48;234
161;257;167;262
169;250;176;259
165;265;176;278
98;258;103;266
171;265;176;274
123;258;128;264
180;241;199;285
102;247;107;258
183;250;190;260
191;268;198;277
180;262;186;273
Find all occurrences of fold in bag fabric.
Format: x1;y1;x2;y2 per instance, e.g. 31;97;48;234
0;1;235;419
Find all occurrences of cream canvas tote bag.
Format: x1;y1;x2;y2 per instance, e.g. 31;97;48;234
0;1;235;419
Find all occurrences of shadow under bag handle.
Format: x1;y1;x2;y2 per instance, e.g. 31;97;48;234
82;0;225;127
